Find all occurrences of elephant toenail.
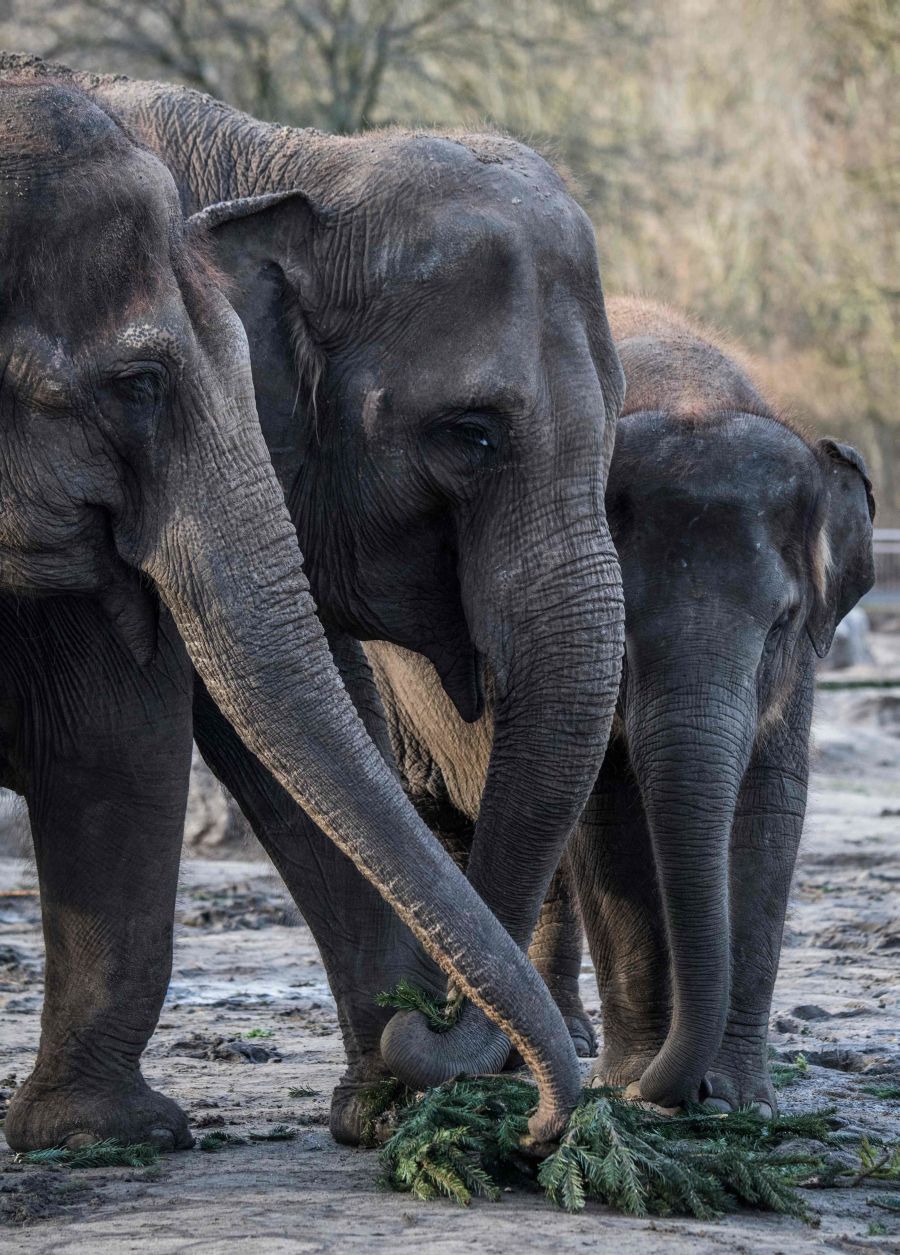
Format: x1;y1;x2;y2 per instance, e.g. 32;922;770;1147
148;1127;176;1150
64;1132;100;1150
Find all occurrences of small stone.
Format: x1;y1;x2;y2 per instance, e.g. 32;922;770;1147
792;1005;831;1021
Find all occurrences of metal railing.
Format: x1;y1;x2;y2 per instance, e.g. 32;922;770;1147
867;529;900;607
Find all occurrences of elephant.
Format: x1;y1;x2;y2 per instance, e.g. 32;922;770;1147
366;296;876;1113
0;75;602;1151
0;54;627;1140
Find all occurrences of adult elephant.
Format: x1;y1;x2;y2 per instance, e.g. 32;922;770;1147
0;54;626;1139
0;77;596;1151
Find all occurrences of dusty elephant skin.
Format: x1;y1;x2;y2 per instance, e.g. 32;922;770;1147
571;298;875;1111
368;297;876;1113
0;77;600;1151
0;53;626;1137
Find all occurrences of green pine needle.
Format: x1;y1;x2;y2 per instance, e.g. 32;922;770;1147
379;1077;832;1218
199;1130;248;1152
14;1138;160;1169
770;1053;809;1089
376;979;464;1033
861;1083;900;1100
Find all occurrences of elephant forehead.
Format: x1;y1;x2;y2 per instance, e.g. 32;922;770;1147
367;209;526;294
0;81;121;165
612;416;819;549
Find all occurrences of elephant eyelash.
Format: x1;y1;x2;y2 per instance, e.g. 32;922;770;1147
429;412;504;456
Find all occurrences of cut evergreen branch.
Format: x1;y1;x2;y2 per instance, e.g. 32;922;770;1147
248;1125;297;1141
379;1077;832;1217
846;1138;900;1187
861;1083;900;1100
868;1194;900;1212
770;1053;809;1089
288;1085;318;1098
199;1131;248;1152
376;979;463;1033
14;1139;160;1169
357;1078;413;1149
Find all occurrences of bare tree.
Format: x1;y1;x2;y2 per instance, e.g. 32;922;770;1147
6;0;643;133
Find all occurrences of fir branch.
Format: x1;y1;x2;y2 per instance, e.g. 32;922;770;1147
375;979;463;1032
379;1077;831;1218
14;1139;160;1169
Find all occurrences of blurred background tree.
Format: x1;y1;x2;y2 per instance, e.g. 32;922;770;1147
2;0;896;517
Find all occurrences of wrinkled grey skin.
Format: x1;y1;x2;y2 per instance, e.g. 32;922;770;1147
570;298;875;1111
0;54;625;1139
370;297;876;1113
0;77;603;1150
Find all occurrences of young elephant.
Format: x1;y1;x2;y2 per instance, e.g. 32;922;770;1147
571;298;876;1112
0;79;586;1150
368;298;875;1114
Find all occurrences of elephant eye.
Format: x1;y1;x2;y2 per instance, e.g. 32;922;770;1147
454;421;495;450
440;414;501;457
102;364;167;437
764;609;792;653
114;374;160;404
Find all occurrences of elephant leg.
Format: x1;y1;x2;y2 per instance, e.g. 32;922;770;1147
568;736;670;1087
192;633;440;1146
527;855;597;1058
705;671;813;1116
4;621;194;1152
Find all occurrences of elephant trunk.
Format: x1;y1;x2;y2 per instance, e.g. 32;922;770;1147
383;470;625;1085
124;399;581;1141
624;651;757;1107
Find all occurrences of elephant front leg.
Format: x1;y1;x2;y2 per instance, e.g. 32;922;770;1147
5;637;194;1151
527;855;597;1059
706;677;812;1116
568;737;671;1088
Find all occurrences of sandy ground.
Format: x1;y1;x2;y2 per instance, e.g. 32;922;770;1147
0;632;898;1252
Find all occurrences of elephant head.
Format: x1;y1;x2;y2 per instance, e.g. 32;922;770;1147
191;137;626;1081
0;80;586;1141
606;409;875;1107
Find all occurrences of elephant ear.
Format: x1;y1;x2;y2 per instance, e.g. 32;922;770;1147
186;188;320;280
186;191;326;441
806;437;876;658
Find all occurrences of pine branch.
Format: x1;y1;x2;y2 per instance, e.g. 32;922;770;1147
379;1077;832;1218
375;979;463;1032
14;1139;160;1169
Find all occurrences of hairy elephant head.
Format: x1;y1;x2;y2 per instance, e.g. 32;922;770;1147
0;81;590;1141
606;410;875;1106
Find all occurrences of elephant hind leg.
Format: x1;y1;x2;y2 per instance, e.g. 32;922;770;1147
527;855;597;1059
569;737;671;1087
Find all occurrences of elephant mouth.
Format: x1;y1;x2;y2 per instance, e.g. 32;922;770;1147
427;642;485;723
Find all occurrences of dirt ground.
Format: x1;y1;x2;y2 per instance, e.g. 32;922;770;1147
0;630;898;1253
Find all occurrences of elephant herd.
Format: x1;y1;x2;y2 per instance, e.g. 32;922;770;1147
0;53;875;1157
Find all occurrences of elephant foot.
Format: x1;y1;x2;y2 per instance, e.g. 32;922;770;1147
702;1065;777;1118
565;1012;598;1059
590;1041;664;1091
704;1033;777;1117
4;1069;193;1152
329;1058;396;1148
